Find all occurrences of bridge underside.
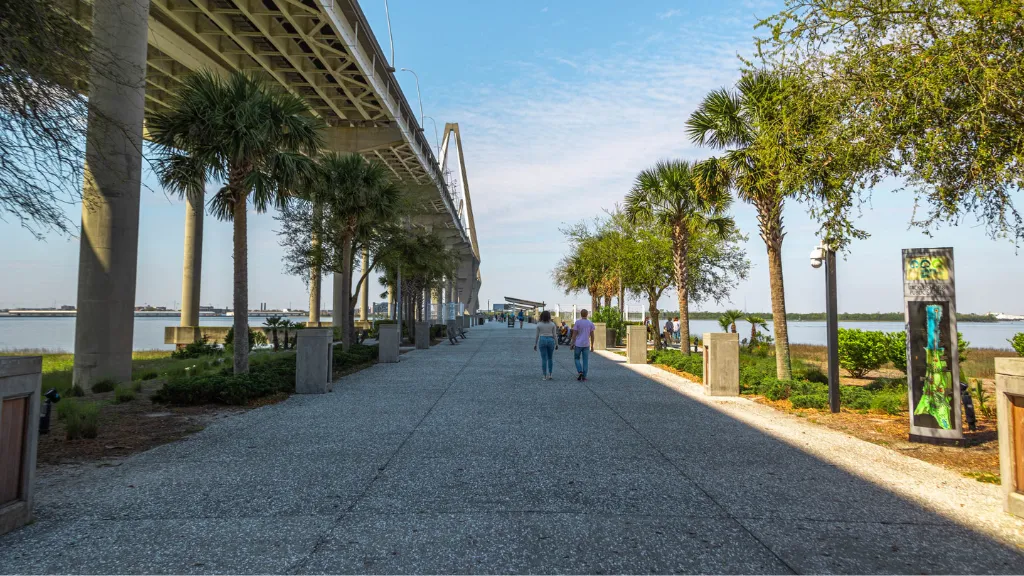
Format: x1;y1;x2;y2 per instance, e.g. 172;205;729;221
65;0;479;385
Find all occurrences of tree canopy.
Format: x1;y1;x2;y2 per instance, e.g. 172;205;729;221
756;0;1024;242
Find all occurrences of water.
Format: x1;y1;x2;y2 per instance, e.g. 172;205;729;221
0;316;335;352
656;319;1024;351
0;316;1021;352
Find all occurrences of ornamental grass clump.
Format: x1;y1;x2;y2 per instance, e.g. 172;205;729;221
57;400;100;440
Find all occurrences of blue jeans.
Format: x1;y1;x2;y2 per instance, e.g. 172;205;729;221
538;336;555;375
573;346;590;377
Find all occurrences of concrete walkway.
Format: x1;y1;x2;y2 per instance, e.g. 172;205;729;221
2;322;1022;574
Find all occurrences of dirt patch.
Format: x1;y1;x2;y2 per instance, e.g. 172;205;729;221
654;363;702;384
37;379;245;467
648;361;1002;482
752;397;1001;479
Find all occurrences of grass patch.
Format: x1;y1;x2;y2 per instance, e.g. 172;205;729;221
56;399;100;439
114;386;136;403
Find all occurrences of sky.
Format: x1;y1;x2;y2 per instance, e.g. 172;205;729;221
0;0;1021;315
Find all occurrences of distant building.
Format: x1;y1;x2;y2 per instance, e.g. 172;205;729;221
493;303;511;311
60;305;75;311
373;302;389;314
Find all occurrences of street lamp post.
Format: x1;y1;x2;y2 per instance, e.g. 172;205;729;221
423;115;441;157
400;68;423;126
811;242;841;413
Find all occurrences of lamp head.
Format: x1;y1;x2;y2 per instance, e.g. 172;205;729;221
809;245;825;269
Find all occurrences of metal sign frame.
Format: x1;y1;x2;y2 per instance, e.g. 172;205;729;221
902;247;964;445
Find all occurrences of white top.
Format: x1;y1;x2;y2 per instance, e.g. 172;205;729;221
535;321;558;345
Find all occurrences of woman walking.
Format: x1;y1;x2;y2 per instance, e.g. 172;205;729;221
534;310;559;380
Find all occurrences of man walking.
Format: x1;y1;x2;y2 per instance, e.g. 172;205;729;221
569;309;596;381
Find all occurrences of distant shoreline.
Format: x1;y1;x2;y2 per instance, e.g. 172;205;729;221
684;312;1007;323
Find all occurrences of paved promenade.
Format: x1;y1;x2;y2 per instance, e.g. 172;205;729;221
2;322;1022;573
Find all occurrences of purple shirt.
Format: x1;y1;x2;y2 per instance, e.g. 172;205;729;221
572;318;595;348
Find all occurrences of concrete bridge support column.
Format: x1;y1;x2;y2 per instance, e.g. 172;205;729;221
179;194;203;329
73;0;151;388
446;278;455;319
359;248;369;322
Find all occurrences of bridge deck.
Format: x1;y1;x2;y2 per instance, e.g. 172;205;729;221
1;322;1021;572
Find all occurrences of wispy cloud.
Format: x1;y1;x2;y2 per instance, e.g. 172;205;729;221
657;9;681;20
438;28;751;226
553;56;578;69
541;6;548;13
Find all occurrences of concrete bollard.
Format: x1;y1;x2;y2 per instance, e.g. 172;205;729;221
626;325;647;364
296;328;333;394
592;323;607;351
415;322;430;349
995;358;1024;518
378;324;400;363
702;332;739;396
0;356;42;535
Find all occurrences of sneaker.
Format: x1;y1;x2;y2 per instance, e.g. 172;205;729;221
577;372;583;381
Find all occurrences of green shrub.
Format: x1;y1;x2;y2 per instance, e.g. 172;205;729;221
801;364;829;384
138;371;159;380
957;332;970;364
865;377;906;393
757;378;791;400
69;384;85;397
114;386;136;403
870;391;906;415
131;380;143;392
647;349;703;377
837;328;888;378
152;354;297;406
592;307;626;346
739;354;777;390
90;379;117;393
840;385;873;410
791;393;829;410
1009;333;1024;357
57;400;100;439
333;343;379;370
171;337;221;360
884;331;907;373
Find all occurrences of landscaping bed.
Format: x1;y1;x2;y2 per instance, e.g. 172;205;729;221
2;342;378;466
645;347;1002;482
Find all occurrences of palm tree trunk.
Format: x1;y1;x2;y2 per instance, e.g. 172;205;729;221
672;224;692;354
308;210;321;326
648;292;661;350
232;195;249;374
766;238;792;379
308;265;321;326
590;290;599;314
618;276;625;317
340;233;354;351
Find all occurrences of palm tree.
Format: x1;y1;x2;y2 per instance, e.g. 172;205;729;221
687;71;796;379
745;314;768;344
717;316;731;332
319;153;400;351
279;319;294;351
625;160;733;354
263;316;283;351
150;70;322;374
721;309;744;333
